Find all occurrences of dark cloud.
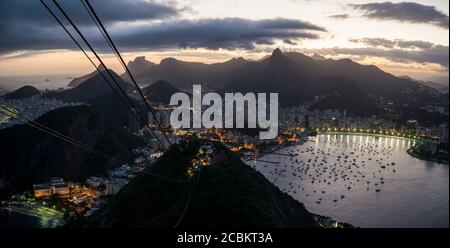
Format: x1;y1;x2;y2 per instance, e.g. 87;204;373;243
0;0;180;26
255;39;276;45
395;40;435;49
258;18;326;31
350;1;449;29
113;18;324;51
350;38;435;49
329;45;449;68
328;14;350;20
85;0;180;23
283;39;298;45
0;10;326;55
0;0;183;55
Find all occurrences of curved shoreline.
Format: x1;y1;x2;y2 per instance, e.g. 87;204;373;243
320;132;448;165
317;131;419;141
407;147;449;165
252;132;448;227
0;206;65;227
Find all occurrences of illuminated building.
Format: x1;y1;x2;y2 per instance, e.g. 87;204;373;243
105;178;127;195
304;114;310;129
86;177;105;188
33;177;70;199
406;119;418;132
438;123;449;144
128;108;141;134
33;185;52;198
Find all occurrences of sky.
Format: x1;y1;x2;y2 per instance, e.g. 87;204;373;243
0;0;448;85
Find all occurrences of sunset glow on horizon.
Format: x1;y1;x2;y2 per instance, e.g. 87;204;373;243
0;0;448;85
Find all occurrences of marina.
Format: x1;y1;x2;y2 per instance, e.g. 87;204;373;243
248;134;449;228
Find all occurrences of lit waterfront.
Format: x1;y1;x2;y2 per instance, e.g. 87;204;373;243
249;134;449;228
0;207;63;228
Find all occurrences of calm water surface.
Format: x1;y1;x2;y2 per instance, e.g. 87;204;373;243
0;208;61;228
0;75;73;91
249;134;449;228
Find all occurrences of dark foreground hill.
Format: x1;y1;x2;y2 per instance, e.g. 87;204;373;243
142;80;186;104
67;64;108;88
0;105;143;192
4;85;39;100
310;76;381;116
43;70;147;128
44;70;131;103
74;141;319;228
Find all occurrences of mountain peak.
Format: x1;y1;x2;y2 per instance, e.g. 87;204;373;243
339;58;354;64
97;63;107;71
126;56;155;76
272;48;283;57
311;53;326;61
160;57;180;64
151;80;172;88
4;85;39;100
143;80;185;104
230;57;246;62
133;56;147;62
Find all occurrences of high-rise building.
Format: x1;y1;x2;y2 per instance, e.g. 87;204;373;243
406;120;418;132
128;108;140;133
304;114;310;129
148;111;155;126
105;178;127;196
330;117;338;128
33;177;69;199
158;111;171;128
438;123;449;144
148;111;171;128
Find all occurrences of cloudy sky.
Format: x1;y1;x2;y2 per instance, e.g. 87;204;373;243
0;0;448;85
